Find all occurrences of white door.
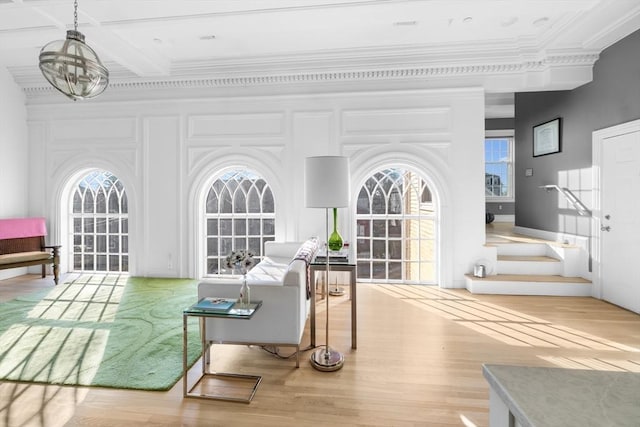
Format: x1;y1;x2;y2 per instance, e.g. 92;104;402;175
598;127;640;313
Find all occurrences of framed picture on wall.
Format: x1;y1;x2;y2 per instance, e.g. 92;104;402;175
533;117;562;157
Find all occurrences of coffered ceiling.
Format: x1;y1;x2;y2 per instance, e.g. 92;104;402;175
2;0;640;113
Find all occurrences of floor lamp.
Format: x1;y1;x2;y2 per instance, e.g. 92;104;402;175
305;156;350;372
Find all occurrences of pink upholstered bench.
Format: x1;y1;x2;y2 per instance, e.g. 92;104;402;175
0;217;60;284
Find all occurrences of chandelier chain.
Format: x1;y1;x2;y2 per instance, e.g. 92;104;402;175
74;0;78;32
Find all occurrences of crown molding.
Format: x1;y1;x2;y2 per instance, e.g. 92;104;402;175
19;50;599;103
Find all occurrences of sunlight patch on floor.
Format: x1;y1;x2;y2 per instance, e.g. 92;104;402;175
373;284;640;368
0;381;89;427
0;275;122;389
0;324;109;384
29;274;127;322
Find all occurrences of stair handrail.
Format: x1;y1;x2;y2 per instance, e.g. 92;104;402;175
539;185;591;216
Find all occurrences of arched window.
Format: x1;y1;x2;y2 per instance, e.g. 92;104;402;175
70;170;128;272
204;169;275;275
356;168;436;284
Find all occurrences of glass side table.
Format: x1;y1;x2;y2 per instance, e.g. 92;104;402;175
183;300;262;403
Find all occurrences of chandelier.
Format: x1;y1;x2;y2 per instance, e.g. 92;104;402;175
38;0;109;100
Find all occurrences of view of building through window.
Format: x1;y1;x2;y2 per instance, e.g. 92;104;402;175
66;167;441;280
356;168;437;284
70;170;128;272
204;169;275;275
485;136;514;199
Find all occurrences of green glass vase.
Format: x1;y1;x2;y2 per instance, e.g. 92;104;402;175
328;207;343;251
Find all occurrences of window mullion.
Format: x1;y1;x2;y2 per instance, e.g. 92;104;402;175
204;170;274;276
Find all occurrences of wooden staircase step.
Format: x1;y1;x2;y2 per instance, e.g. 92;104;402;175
497;255;560;262
496;256;563;275
465;274;592;296
479;224;590;296
467;274;590;283
488;242;549;256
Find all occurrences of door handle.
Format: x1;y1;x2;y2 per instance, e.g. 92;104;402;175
601;225;611;232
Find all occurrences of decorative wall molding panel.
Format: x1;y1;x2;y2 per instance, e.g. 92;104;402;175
342;107;451;137
50;118;139;145
49;148;140;182
187;113;285;139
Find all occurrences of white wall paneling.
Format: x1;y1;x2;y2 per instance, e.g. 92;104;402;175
292;111;336;241
26;88;485;286
449;92;491;286
50;118;138;145
0;66;28;218
187;113;285;139
26;108;144;277
143;116;181;277
0;67;29;279
341;107;451;136
27;121;48;222
184;109;289;278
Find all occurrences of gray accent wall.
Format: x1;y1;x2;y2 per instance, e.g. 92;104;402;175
486;118;514;131
514;28;640;234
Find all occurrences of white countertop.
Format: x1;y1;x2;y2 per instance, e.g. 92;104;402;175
483;364;640;427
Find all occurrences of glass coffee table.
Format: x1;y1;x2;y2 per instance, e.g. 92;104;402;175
183;300;262;403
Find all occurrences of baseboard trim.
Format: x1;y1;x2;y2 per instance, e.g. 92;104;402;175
493;214;515;223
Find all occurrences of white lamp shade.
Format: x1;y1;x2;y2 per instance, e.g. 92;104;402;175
304;156;351;208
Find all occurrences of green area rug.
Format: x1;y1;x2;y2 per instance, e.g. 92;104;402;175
0;275;202;390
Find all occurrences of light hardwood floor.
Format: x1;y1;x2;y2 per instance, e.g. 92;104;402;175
1;273;639;427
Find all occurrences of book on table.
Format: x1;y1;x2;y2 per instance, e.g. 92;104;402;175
314;249;349;263
192;297;236;313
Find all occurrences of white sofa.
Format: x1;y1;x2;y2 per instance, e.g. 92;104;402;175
197;239;317;367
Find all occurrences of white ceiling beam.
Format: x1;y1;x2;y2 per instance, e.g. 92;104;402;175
81;26;171;76
20;2;171;77
79;8;171;77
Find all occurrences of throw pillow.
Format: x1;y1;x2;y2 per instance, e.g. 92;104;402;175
292;237;319;265
292;238;319;300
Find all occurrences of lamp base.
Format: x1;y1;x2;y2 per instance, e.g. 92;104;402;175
329;287;345;296
310;348;344;372
329;278;345;296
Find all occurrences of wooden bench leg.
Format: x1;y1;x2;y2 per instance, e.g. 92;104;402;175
53;262;59;285
50;246;60;285
52;246;60;285
42;262;59;284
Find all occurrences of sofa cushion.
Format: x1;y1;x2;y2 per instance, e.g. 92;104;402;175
0;217;47;239
0;251;51;265
246;256;289;286
244;239;318;290
264;241;303;259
